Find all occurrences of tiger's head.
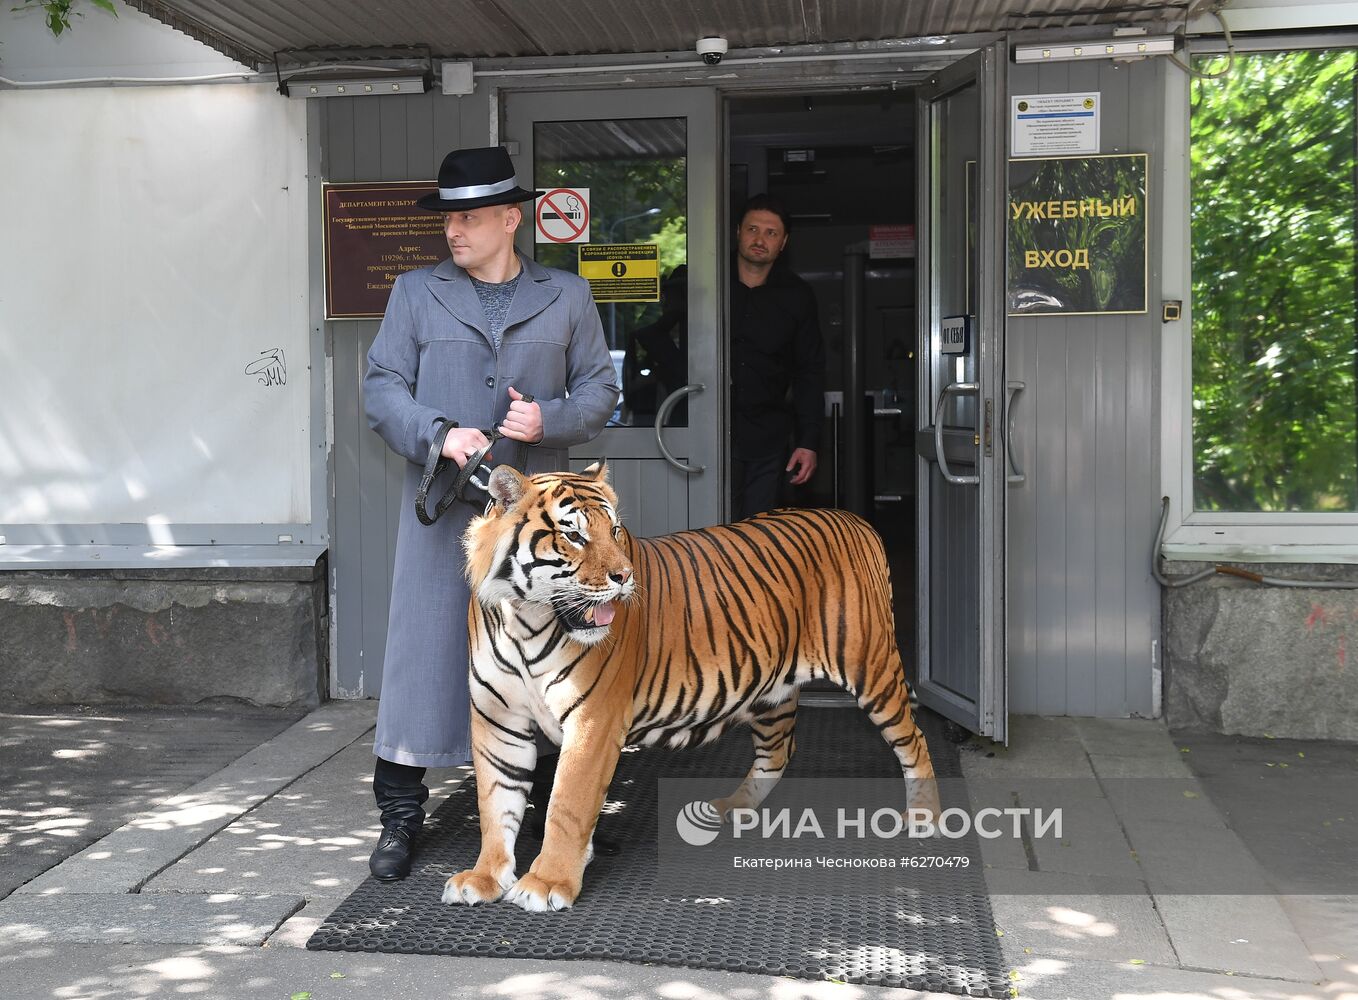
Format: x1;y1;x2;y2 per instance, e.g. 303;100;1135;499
463;462;635;646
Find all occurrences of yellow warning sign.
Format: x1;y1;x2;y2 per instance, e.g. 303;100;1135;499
578;243;660;303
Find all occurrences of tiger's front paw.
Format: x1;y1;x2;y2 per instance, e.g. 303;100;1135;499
442;864;515;905
503;871;580;912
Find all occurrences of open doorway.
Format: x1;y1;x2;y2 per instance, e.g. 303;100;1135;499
727;91;919;667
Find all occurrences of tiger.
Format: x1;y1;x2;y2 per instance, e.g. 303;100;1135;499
442;462;940;912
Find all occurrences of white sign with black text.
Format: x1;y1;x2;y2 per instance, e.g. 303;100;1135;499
1012;93;1100;156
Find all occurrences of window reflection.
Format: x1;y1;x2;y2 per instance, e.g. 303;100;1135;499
534;118;689;427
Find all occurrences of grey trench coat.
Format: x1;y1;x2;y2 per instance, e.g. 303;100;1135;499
363;252;619;767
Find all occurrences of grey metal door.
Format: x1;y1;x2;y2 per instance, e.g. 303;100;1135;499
503;88;723;534
914;43;1008;741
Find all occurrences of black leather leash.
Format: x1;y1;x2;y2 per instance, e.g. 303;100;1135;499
414;394;534;526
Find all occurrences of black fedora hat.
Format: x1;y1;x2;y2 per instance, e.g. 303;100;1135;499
416;146;539;212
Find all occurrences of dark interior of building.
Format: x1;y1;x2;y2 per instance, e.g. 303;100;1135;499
728;91;918;661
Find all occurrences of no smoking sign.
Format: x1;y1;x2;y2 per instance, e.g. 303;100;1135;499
535;187;590;244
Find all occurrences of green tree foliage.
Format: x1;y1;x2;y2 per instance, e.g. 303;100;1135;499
533;142;688;346
1191;49;1358;511
13;0;116;37
531;131;689;426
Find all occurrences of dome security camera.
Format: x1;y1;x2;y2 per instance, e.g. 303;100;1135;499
697;37;728;66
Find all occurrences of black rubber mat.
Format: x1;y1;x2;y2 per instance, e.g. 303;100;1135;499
308;708;1007;995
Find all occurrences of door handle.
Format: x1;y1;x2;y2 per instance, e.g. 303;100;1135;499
655;383;705;473
1005;380;1026;484
933;381;980;486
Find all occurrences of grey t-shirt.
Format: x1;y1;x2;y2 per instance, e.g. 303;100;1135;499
470;270;522;351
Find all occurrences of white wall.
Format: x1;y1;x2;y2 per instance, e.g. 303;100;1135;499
0;0;253;84
0;82;310;533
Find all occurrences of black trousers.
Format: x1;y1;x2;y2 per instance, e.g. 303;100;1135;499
373;757;429;833
730;452;786;521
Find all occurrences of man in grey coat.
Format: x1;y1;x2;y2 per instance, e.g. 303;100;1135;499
362;146;619;880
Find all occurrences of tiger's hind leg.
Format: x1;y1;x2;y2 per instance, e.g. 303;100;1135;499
846;651;941;825
711;689;800;821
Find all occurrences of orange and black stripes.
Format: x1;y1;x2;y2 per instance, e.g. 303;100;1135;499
449;469;940;912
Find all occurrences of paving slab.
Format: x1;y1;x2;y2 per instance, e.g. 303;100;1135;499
1155;894;1323;983
983;717;1333;988
1276;894;1358;990
16;702;376;896
1011;954;1333;1000
1174;730;1358;896
1073;717;1185;759
987;870;1176;967
964;784;1142;882
0;892;303;946
1087;751;1197;778
269;895;347;949
974;828;1034;874
1004;715;1082;744
957;737;1096;780
0;941;967;1000
1118;818;1277;895
1104;779;1238;832
0;705;302;899
146;739;471;896
1028;796;1142;880
0;938;1324;1000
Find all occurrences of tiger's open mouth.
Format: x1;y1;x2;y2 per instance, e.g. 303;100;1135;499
548;597;619;627
552;599;617;632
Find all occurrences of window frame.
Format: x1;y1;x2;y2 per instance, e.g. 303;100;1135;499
1162;31;1358;560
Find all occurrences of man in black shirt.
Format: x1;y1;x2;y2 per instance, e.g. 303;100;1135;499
729;194;825;520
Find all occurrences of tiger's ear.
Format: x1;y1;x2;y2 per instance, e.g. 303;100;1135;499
488;465;527;507
581;459;608;482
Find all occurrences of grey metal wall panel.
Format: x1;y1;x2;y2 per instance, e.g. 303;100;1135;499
1123;62;1163;720
331;325;364;695
1006;58;1162;718
356;322;391;699
1094;318;1130;717
353;101;382;178
1031;320;1070;715
326;90;489;699
325;99;356;183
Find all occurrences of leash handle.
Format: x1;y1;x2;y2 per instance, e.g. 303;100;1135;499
413;395;533;526
415;419;459;526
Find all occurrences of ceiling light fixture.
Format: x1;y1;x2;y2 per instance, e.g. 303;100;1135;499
288;75;428;98
1014;35;1177;63
274;46;433;98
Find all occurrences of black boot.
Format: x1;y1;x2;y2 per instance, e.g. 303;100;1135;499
528;752;621;857
369;826;416;881
370;757;429;881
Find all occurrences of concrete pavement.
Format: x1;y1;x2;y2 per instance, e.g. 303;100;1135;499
0;702;1353;1000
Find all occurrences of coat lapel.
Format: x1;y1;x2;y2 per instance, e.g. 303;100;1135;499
424;253;562;351
425;258;491;347
503;253;562;333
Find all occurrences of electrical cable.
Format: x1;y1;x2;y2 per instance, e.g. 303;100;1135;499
1153;497;1358;590
1170;1;1234;79
0;71;259;86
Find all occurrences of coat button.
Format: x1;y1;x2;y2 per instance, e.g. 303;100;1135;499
485;376;495;388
